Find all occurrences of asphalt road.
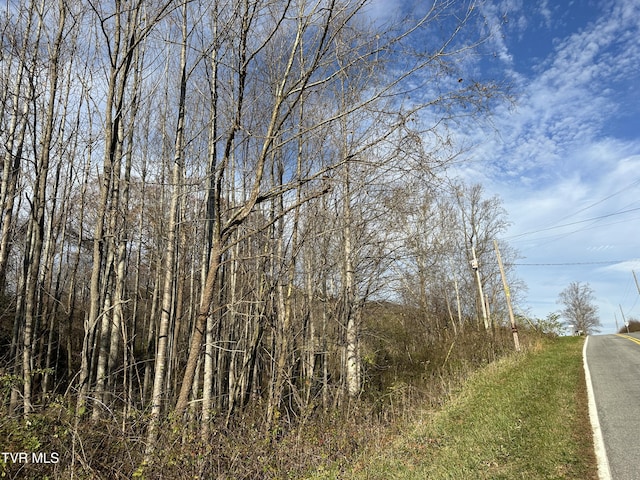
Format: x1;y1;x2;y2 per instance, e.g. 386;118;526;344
585;333;640;480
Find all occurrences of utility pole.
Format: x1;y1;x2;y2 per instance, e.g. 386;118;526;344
633;270;640;295
619;304;629;333
494;240;521;352
485;293;492;330
457;186;488;332
470;242;489;330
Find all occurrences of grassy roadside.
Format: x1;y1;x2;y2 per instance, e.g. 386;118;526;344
314;336;598;479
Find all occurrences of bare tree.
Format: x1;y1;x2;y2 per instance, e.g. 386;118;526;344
17;0;69;416
0;1;35;294
174;0;347;416
0;1;521;466
558;281;601;335
146;0;190;447
398;182;520;337
76;0;175;418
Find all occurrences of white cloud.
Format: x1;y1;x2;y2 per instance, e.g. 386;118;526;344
478;1;515;64
538;0;552;28
602;259;640;273
475;3;638;176
361;0;404;23
447;0;640;330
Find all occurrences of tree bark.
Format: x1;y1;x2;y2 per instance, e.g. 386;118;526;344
146;1;188;449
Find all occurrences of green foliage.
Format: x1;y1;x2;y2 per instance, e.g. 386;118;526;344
0;414;56;479
1;371;23;396
531;312;566;336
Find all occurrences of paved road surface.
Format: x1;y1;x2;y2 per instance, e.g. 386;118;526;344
585;333;640;480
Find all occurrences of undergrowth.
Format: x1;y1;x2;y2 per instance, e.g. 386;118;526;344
1;326;540;479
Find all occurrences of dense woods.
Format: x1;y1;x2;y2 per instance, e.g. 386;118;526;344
1;0;527;477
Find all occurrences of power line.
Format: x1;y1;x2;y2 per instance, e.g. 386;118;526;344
505;206;640;240
554;178;640;223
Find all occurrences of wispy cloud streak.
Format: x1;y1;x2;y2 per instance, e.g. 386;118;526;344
451;0;640;329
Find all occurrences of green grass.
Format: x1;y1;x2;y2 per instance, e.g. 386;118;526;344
313;336;598;479
1;336;597;479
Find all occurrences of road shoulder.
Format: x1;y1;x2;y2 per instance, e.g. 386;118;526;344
583;336;611;480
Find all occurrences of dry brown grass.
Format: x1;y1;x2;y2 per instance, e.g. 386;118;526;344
2;312;541;479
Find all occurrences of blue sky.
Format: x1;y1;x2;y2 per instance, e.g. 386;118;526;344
457;0;640;332
366;0;640;332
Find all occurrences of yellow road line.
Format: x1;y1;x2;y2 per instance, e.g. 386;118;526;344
616;333;640;345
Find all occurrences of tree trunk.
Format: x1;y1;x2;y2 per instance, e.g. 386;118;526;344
342;158;360;398
22;0;66;415
146;2;188;449
0;0;38;294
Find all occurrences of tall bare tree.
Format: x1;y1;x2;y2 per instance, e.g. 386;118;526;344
558;281;601;335
20;0;68;415
147;0;190;447
76;0;175;418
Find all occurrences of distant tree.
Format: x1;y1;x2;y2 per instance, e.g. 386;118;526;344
557;282;601;334
618;318;640;333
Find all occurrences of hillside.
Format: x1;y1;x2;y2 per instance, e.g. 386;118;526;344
324;336;598;479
